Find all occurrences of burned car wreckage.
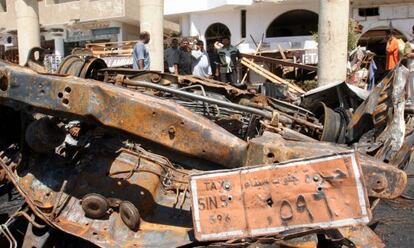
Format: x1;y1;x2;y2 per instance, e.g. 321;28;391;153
0;52;410;248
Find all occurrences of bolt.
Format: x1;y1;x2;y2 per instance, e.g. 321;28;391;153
313;175;320;182
168;126;176;139
370;174;387;193
223;182;231;191
168;126;176;134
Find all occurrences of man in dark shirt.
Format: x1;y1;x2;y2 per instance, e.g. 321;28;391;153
177;39;193;75
164;38;179;73
216;37;240;85
208;44;219;80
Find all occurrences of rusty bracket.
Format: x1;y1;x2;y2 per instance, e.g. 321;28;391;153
0;61;247;168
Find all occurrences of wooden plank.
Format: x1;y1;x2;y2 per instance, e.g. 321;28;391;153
241;60;304;95
241;53;317;72
240;41;262;85
242;58;305;94
242;58;285;83
240;59;280;85
241;58;294;90
241;58;305;94
278;45;287;60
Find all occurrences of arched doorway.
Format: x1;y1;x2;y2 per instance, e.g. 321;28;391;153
205;23;231;48
358;28;406;76
205;23;231;78
266;10;318;37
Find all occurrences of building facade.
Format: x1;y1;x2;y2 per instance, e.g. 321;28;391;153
0;0;413;60
165;0;414;54
0;0;178;57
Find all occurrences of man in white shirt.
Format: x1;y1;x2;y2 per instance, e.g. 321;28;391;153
191;40;212;78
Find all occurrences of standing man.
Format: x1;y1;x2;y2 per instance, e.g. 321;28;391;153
207;44;219;80
164;38;179;73
385;30;399;71
133;32;151;70
216;37;240;85
192;40;212;78
177;39;193;75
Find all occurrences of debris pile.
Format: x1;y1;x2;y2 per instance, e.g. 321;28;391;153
0;49;412;247
347;46;376;89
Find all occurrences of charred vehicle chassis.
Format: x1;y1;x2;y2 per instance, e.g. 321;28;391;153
0;59;408;247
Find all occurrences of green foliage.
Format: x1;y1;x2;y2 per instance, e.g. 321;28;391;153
348;19;359;51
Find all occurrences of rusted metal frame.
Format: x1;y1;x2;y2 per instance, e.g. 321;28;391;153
123;78;274;119
4;147;193;247
178;84;211;115
375;65;410;162
391;131;414;169
0;62;407;198
337;225;385;248
178;75;253;98
21;219;51;248
0;159;55;228
241;53;318;72
245;132;407;199
346;70;395;142
0;159;109;248
241;100;322;131
0;62;247;168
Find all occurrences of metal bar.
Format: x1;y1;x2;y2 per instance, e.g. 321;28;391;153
178;84;210;115
124;79;273;119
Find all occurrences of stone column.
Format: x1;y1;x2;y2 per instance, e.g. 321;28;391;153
15;0;41;66
180;15;190;37
317;0;350;86
140;0;164;71
54;37;65;57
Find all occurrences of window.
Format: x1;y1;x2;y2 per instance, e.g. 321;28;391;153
358;8;379;17
0;0;6;12
241;10;246;38
266;10;318;38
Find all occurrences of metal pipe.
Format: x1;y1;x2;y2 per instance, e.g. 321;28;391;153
124;79;273;119
178;84;210;114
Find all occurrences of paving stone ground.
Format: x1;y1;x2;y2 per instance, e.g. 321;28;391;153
373;178;414;247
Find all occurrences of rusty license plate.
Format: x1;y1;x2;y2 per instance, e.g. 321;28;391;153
190;152;371;241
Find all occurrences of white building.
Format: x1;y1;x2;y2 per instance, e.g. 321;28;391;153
0;0;413;63
0;0;178;57
164;0;414;55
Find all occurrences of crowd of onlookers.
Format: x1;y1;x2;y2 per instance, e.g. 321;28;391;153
132;31;241;86
163;36;243;86
133;26;414;88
